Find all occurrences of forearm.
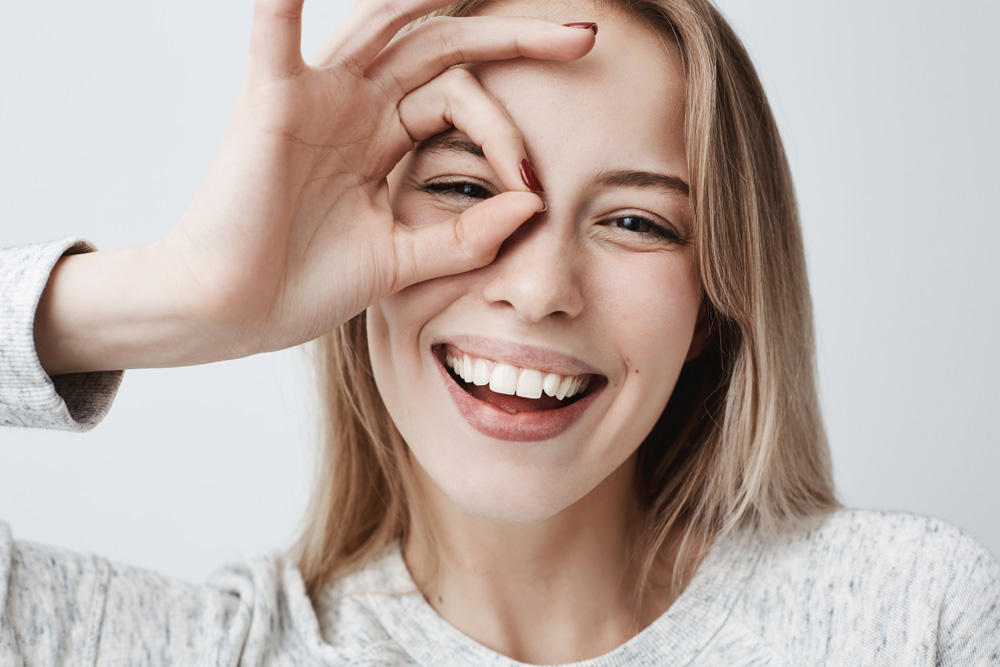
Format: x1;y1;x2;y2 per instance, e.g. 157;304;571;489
33;243;226;375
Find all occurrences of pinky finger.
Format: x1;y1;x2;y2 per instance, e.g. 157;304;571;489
248;0;307;80
392;191;545;289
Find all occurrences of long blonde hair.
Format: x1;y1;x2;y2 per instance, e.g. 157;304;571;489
295;0;838;600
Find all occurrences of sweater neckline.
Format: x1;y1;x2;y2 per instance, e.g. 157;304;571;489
349;529;763;666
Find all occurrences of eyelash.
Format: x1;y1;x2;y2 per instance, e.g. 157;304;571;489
603;214;686;245
420;179;685;244
420;180;495;202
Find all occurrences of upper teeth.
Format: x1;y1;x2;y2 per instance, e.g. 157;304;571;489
445;350;591;400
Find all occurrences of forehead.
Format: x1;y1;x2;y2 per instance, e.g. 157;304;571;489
470;0;687;177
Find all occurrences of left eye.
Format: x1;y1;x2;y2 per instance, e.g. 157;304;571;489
604;215;685;244
421;181;494;201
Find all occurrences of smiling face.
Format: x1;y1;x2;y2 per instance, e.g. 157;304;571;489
367;3;702;525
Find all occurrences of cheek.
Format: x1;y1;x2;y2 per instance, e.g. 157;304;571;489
371;272;474;339
592;254;701;430
593;254;701;361
366;272;477;415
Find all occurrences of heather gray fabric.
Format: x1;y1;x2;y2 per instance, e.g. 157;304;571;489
0;239;122;431
2;240;999;666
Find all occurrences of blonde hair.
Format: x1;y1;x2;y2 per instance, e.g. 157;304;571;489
295;0;838;601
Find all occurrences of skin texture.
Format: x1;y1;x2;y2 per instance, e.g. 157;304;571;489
367;2;707;661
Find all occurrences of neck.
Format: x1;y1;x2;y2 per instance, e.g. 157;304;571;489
403;455;703;664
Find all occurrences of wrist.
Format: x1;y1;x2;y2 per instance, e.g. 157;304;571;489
33;243;234;374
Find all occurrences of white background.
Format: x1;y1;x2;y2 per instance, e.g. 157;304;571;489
1;0;997;583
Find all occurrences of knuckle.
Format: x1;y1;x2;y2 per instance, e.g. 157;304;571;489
453;223;475;264
436;40;468;73
437;68;476;106
441;66;474;85
378;0;411;35
329;52;366;79
421;15;448;29
503;123;523;143
272;61;307;81
453;214;485;265
254;0;303;24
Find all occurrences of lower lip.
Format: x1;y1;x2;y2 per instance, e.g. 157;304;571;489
434;355;604;442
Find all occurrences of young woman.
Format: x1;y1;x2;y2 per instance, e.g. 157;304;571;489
1;0;997;664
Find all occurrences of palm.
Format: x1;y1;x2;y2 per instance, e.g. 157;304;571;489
236;69;414;343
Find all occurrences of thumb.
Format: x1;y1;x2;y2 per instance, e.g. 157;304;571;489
392;191;545;290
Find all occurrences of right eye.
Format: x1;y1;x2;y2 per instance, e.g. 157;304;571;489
420;180;495;202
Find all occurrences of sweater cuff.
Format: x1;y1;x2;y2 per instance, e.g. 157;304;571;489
0;239;123;432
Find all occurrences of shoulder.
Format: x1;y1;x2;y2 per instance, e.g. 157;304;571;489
763;508;993;571
733;509;999;664
750;508;998;604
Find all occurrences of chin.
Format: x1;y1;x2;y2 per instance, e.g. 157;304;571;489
411;445;608;526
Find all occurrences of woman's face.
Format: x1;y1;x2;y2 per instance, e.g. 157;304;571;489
368;3;702;524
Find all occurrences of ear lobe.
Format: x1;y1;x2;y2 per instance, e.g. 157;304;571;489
685;300;714;362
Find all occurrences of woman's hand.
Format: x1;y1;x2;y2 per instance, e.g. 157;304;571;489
34;0;596;374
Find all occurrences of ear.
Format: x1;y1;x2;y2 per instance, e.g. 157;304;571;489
685;299;714;362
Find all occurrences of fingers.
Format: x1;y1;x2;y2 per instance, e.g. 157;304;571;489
393;192;544;289
248;0;307;80
367;16;597;96
397;68;537;194
310;0;457;70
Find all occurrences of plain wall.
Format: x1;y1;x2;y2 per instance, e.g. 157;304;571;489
1;0;997;583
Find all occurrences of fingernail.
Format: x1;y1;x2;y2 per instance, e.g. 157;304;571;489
520;159;544;192
539;198;548;213
563;22;598;34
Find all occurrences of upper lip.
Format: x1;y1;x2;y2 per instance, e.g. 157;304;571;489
431;334;603;377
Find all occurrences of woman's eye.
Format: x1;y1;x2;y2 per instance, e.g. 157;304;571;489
420;181;494;202
606;215;686;244
616;216;652;233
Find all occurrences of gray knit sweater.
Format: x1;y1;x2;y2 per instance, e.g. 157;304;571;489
1;239;998;666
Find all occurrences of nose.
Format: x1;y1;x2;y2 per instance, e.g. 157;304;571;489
480;212;585;323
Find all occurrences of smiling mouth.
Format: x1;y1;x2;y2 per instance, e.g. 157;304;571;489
434;344;605;414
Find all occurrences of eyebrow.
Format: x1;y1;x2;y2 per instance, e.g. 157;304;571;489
413;132;485;160
595;169;690;198
412;132;690;198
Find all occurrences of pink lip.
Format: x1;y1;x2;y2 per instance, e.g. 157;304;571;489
430;334;599;377
432;344;607;442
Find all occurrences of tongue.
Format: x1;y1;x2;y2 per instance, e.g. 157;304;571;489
469;384;567;412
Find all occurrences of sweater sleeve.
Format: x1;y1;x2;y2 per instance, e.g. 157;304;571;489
0;521;268;666
936;527;1000;665
0;239;123;431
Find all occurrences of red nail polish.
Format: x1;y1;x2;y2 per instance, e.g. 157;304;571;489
563;22;598;34
520;159;544;192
